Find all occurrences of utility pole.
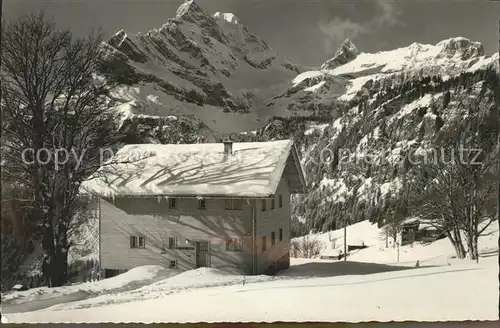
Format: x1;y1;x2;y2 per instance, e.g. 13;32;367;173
397;242;400;263
343;214;347;261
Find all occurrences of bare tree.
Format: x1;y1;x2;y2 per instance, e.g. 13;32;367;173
409;160;468;259
409;117;498;261
1;13;119;286
290;236;324;259
381;218;403;248
378;177;409;249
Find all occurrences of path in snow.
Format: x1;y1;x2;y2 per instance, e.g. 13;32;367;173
2;291;91;314
1;265;175;313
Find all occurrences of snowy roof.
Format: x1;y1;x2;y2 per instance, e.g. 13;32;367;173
82;140;307;198
321;248;341;257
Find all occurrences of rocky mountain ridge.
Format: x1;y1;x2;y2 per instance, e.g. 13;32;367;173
99;0;304;136
320;38;360;70
99;0;498;140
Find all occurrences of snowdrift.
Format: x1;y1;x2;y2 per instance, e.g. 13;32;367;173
1;265;173;307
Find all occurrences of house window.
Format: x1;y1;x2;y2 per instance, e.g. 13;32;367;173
261;199;267;212
279;195;283;208
226;239;233;251
225;199;243;210
235;239;243;251
169;260;177;268
226;238;243;251
168;237;177;249
169;198;177;209
279;228;283;242
262;236;267;252
198;198;206;209
271;232;276;245
130;236;145;248
130;236;137;248
271;197;275;210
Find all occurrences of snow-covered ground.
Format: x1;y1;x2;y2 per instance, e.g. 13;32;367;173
3;220;498;323
296;220;498;267
1;266;172;310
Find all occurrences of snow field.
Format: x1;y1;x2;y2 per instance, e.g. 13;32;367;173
3;219;498;323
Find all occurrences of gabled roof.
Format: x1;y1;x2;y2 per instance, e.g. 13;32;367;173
82;140;307;198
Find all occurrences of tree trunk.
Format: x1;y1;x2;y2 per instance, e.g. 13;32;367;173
465;220;479;261
41;219;55;286
447;229;466;259
450;237;464;259
47;249;69;287
474;220;479;263
41;210;71;287
466;234;474;260
454;229;466;259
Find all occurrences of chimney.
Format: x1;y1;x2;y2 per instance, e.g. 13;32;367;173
223;138;233;158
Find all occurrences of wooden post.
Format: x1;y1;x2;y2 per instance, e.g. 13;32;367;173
98;196;102;280
343;217;347;261
251;206;257;275
396;231;402;263
397;242;400;263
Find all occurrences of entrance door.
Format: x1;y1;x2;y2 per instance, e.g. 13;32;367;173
195;241;210;268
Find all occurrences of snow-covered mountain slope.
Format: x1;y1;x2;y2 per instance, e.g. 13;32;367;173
99;0;498;141
328;37;485;76
99;0;302;134
243;41;499;233
268;70;499;233
280;37;498;108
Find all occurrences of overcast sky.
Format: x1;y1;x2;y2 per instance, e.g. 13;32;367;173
4;0;499;66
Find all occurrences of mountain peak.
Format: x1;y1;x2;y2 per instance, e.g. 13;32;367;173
320;38;360;70
176;0;205;20
108;29;128;48
436;37;484;60
175;0;226;43
214;12;240;24
339;38;358;52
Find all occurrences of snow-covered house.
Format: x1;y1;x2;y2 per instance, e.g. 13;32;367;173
400;218;445;245
82;140;307;277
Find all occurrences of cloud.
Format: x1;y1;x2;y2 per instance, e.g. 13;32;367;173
319;0;404;54
374;0;405;27
319;17;368;54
